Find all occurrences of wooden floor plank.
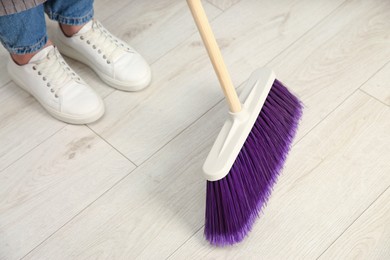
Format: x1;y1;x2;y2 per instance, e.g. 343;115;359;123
94;0;137;22
0;126;135;260
1;0;390;259
24;102;224;260
0;82;65;172
169;91;390;259
94;0;221;65
88;0;345;165
320;187;390;259
24;83;390;260
361;61;390;106
265;0;390;143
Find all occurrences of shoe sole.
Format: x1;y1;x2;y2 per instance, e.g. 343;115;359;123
56;40;151;92
8;67;105;125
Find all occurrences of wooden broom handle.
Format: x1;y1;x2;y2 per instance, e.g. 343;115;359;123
187;0;242;113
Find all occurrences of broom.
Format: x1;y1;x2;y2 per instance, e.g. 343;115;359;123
187;0;303;246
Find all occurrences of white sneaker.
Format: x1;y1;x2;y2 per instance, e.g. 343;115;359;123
53;19;152;92
7;45;105;124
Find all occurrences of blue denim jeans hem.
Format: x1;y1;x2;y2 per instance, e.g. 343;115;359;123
0;0;94;54
45;8;94;26
44;0;94;25
1;34;48;55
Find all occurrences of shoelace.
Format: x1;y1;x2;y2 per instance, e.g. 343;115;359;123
32;47;81;98
79;20;134;64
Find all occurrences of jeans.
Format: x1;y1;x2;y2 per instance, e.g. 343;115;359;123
0;0;94;55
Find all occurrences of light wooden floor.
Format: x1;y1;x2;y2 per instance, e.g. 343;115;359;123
0;0;389;259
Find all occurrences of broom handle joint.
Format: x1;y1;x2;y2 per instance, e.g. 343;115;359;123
187;0;242;113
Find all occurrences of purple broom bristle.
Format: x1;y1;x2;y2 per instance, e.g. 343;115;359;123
205;79;303;246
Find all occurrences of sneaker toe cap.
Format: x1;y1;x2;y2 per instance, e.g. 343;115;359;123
61;84;104;118
114;53;151;90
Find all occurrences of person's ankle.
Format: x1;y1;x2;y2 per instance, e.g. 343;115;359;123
60;23;86;37
11;40;53;65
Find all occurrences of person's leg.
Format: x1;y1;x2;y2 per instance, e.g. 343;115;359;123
0;2;104;124
11;40;53;65
44;0;93;36
0;4;51;64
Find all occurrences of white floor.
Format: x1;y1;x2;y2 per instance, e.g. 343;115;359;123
0;0;389;259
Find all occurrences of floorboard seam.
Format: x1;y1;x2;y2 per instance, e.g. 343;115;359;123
165;225;205;260
205;0;225;12
359;89;390;107
0;125;65;174
265;0;347;67
358;59;390;107
0;79;11;89
294;58;390;146
316;185;390;259
20;166;139;260
86;125;138;167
